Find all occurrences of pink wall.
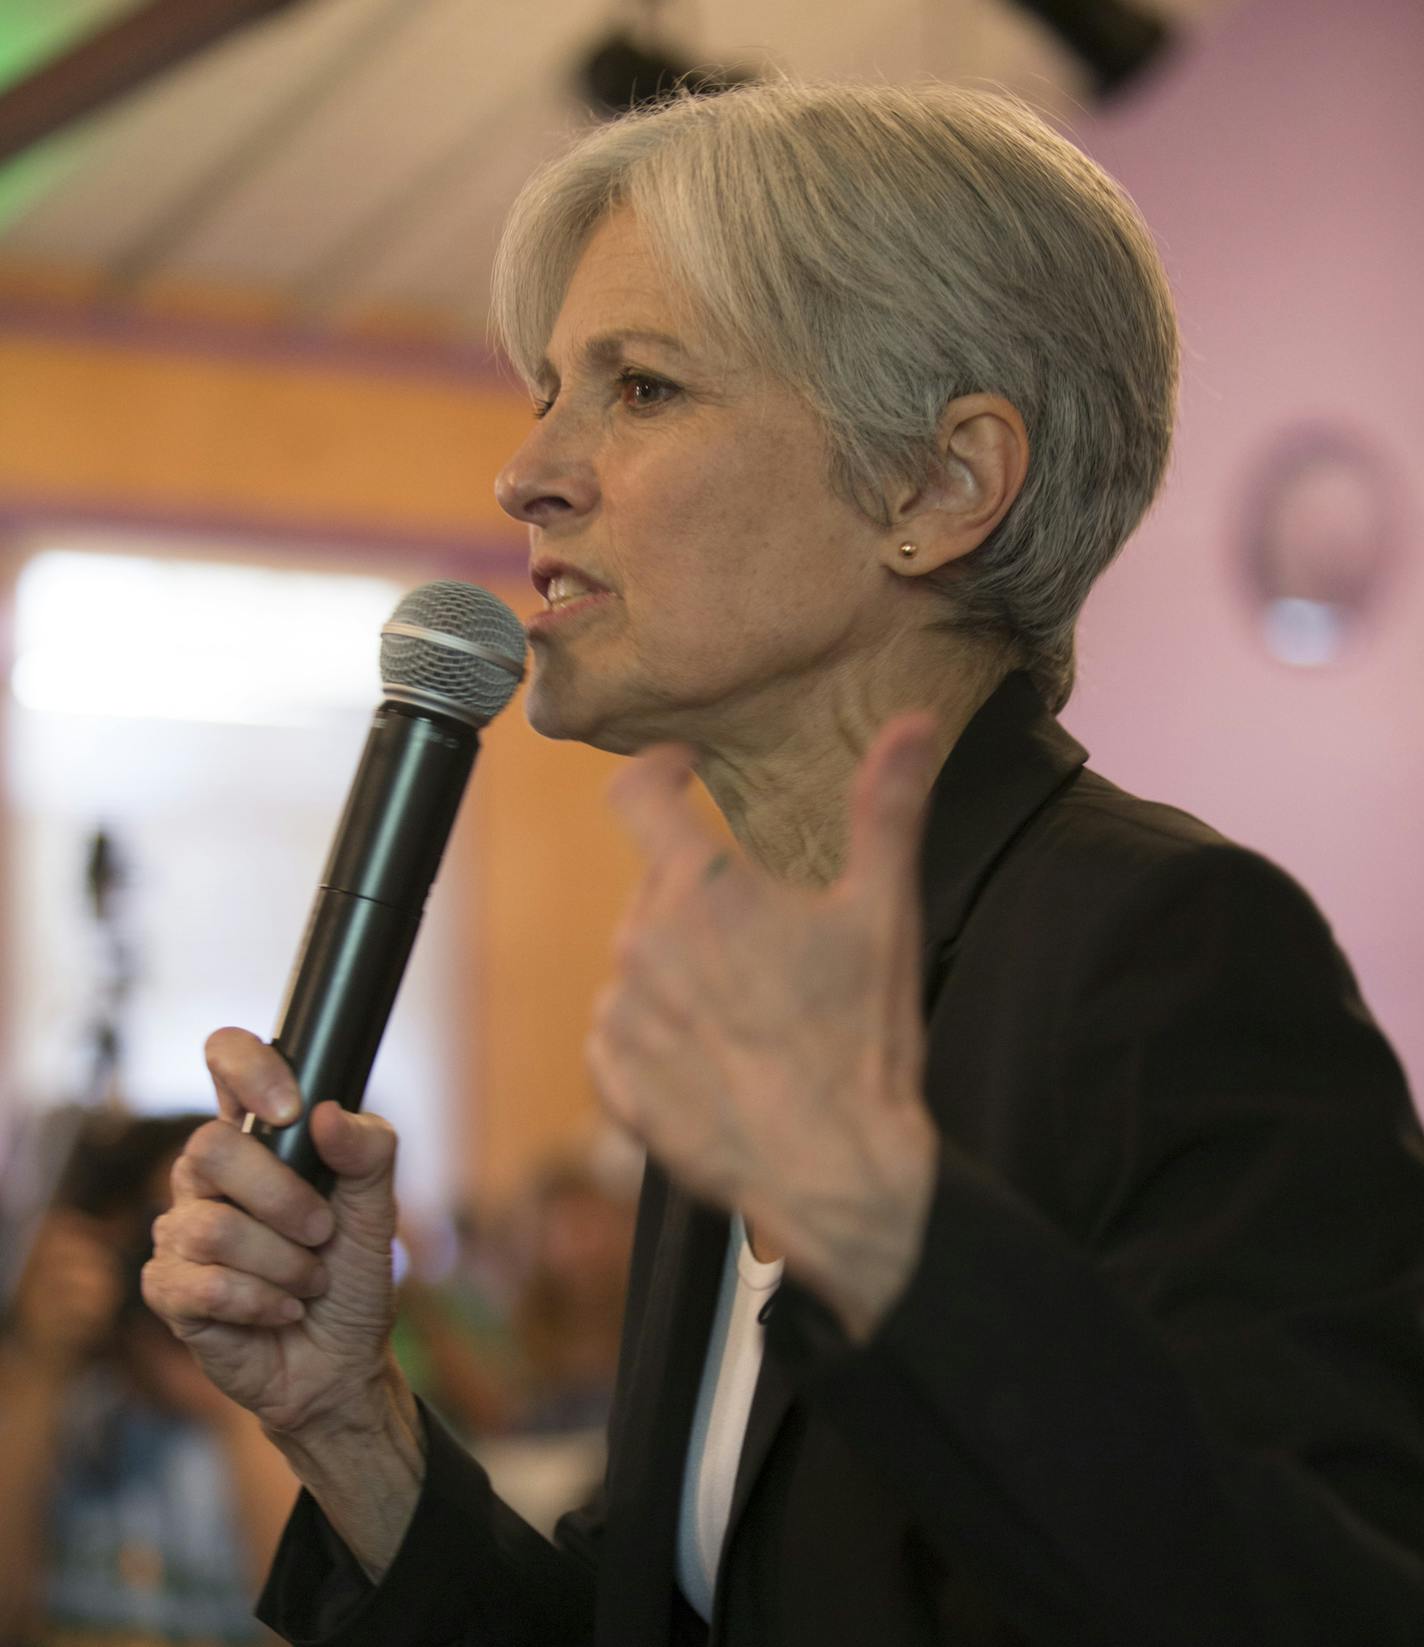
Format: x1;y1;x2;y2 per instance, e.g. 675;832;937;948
1061;0;1424;1100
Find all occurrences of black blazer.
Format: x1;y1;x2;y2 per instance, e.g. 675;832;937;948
261;673;1424;1646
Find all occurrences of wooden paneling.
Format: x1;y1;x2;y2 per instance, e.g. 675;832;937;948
0;320;529;538
462;647;642;1208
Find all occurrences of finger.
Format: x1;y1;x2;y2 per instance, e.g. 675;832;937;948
585;994;648;1139
142;1254;306;1331
844;713;939;914
612;836;740;974
174;1121;334;1249
620;855;667;939
206;1027;302;1128
845;716;939;1076
156;1200;328;1299
608;743;724;874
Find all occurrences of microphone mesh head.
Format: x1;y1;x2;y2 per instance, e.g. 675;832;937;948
380;581;527;726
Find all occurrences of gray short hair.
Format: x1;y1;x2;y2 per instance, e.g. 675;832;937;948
491;81;1179;710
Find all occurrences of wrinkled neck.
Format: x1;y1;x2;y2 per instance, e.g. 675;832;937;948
693;650;1001;887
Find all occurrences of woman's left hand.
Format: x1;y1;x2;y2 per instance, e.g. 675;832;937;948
588;716;942;1342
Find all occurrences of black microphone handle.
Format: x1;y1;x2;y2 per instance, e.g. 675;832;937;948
244;701;479;1194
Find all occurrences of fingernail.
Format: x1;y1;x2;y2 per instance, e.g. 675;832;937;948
271;1087;301;1125
305;1208;334;1246
279;1298;304;1322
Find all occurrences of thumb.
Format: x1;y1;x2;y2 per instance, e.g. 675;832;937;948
310;1102;398;1217
845;713;940;909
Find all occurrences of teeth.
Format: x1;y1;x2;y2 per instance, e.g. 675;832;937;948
546;573;600;607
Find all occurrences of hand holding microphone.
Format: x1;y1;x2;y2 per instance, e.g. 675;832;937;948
142;582;524;1460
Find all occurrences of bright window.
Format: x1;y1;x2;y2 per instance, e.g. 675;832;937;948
5;537;466;1218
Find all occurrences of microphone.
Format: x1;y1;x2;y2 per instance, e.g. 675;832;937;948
242;581;527;1191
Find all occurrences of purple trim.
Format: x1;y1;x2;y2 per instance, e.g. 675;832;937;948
0;295;516;388
0;493;531;585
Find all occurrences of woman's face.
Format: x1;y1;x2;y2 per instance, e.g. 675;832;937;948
495;210;896;755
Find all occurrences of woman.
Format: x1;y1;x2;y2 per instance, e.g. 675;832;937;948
142;83;1424;1646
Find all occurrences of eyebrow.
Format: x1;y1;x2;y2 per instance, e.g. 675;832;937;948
534;329;693;391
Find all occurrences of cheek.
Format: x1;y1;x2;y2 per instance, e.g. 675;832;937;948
609;423;871;668
659;421;830;554
616;460;773;617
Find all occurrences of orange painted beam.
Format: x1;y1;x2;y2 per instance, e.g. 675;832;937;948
0;318;532;544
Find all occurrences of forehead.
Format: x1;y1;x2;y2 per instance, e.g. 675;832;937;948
541;210;710;367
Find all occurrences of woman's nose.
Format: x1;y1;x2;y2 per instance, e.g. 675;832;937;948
495;418;599;528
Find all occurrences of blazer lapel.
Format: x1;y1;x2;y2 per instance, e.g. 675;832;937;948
917;672;1087;1004
720;1289;796;1541
597;1177;728;1646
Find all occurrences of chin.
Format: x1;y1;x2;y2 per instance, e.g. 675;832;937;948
523;665;675;757
524;688;590;744
524;672;622;752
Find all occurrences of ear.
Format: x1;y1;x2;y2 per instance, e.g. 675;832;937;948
882;394;1029;576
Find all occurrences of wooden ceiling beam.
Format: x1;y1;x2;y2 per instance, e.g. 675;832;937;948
0;0;313;170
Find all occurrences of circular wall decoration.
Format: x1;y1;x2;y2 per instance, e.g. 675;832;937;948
1237;425;1404;667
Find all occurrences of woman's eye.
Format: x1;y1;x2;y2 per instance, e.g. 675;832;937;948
617;371;676;411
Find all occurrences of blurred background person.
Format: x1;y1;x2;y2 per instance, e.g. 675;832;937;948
506;1150;638;1437
391;1203;524;1443
0;1112;295;1647
396;1151;635;1441
391;1138;638;1535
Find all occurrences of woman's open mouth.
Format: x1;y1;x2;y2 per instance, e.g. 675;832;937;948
527;570;616;635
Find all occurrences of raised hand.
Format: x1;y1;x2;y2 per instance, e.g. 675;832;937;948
588;715;942;1341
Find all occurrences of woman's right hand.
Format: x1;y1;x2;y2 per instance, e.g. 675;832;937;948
141;1028;401;1439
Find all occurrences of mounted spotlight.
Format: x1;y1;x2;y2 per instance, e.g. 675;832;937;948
1008;0;1173;97
576;28;753;118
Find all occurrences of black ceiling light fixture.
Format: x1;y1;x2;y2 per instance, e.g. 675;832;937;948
1006;0;1174;97
575;0;752;118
